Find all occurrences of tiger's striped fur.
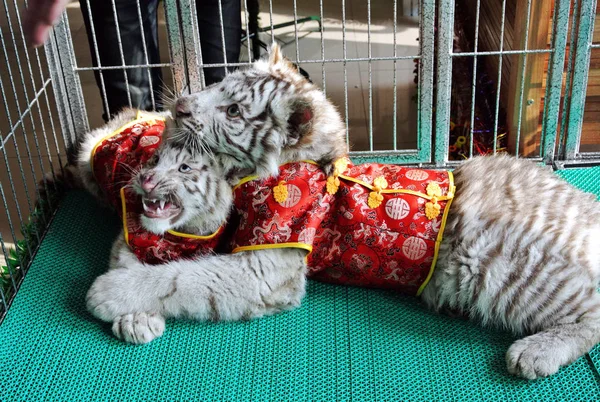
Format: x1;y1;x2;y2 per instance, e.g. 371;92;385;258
85;46;600;379
421;155;600;379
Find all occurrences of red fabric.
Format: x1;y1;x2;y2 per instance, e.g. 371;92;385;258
93;118;165;210
92;116;225;265
230;161;454;295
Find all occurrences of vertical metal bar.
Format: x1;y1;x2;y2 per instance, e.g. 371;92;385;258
514;0;533;158
83;0;111;117
367;0;373;151
392;0;398;150
242;0;253;62
45;25;78;152
52;14;89;140
135;0;156;108
110;0;133;107
164;0;190;94
187;0;206;90
268;0;275;44
319;0;326;93
293;0;300;62
558;0;580;159
565;0;597;160
418;0;434;163
540;0;570;163
342;0;350;147
492;0;508;154
217;0;228;74
434;0;455;165
468;0;481;158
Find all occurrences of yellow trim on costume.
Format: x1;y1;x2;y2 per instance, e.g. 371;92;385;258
120;186;223;242
417;170;455;296
166;227;222;240
232;242;312;263
232;175;260;191
120;187;131;245
90;111;166;179
338;174;455;201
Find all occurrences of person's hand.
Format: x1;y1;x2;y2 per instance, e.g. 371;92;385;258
23;0;69;48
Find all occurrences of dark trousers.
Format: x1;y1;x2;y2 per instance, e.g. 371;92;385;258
79;0;242;121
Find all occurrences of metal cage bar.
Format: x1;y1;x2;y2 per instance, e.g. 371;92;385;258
540;0;571;164
434;0;454;165
565;0;599;162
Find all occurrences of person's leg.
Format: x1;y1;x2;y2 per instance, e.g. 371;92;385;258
195;0;241;85
79;0;162;121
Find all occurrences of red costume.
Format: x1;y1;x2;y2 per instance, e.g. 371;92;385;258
229;160;455;296
91;111;224;265
91;112;456;294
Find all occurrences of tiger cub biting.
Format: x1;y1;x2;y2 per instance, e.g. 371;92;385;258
75;108;234;343
85;45;600;380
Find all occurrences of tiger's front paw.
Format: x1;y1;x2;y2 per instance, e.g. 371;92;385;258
86;270;149;321
112;313;165;344
506;336;563;380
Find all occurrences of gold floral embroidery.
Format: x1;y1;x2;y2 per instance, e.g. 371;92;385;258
273;181;288;204
368;176;388;208
426;182;442;198
425;182;443;219
326;176;340;194
326;158;350;195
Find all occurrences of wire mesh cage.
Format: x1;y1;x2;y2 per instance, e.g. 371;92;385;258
0;0;599;321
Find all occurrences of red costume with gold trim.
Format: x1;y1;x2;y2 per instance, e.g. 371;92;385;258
91;112;224;265
91;113;456;294
230;161;455;296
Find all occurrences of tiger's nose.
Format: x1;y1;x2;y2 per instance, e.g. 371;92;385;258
140;173;156;192
175;98;192;118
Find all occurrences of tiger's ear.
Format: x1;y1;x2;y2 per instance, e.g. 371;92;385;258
268;43;284;66
286;97;314;146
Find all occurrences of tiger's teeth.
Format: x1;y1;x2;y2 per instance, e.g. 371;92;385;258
160;200;165;209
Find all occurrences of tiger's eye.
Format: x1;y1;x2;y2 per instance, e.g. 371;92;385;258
227;104;241;118
178;164;192;173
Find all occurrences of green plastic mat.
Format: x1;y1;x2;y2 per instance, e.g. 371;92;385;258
1;166;600;400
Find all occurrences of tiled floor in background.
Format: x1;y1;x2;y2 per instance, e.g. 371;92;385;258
0;0;420;251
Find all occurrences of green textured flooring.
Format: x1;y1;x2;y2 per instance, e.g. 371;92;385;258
1;167;600;400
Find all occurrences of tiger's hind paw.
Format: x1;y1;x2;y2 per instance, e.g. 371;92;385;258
112;312;165;344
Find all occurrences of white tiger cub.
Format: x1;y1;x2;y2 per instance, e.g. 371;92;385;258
86;46;600;380
74;108;238;343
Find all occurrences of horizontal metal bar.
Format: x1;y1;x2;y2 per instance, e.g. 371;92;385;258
349;149;420;157
73;63;173;72
590;43;600;48
0;78;52;149
74;56;423;73
452;49;553;57
556;158;600;167
121;55;423;71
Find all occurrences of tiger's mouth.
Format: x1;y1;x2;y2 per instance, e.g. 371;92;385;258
142;195;182;220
